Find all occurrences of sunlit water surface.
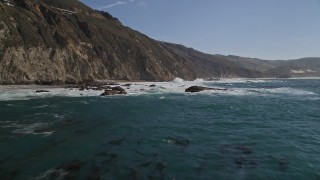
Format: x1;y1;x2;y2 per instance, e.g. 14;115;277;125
0;78;320;179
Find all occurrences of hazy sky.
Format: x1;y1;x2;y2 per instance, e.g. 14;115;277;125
80;0;320;60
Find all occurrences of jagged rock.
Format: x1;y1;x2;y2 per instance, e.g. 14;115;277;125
185;86;210;93
106;82;120;86
79;85;87;91
101;90;118;96
100;86;127;96
35;90;50;93
185;86;227;93
112;86;126;92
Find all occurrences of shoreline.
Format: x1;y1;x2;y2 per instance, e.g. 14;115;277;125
0;78;318;101
1;77;320;87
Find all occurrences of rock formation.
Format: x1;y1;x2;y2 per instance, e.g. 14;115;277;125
0;0;196;84
100;86;127;96
185;86;227;93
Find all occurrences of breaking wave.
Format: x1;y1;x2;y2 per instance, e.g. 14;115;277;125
0;78;318;101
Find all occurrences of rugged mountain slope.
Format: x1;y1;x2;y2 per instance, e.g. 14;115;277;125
0;0;196;84
160;42;320;78
160;42;264;79
224;56;320;78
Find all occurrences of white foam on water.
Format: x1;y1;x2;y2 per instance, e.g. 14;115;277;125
80;100;89;104
0;90;33;101
159;96;166;99
186;88;263;97
288;77;320;80
0;79;317;100
124;78;211;95
6;104;21;107
3;122;53;137
0;121;12;123
32;105;49;109
194;78;205;83
0;86;104;101
122;79;308;97
40;88;103;97
53;113;64;119
36;168;68;180
172;77;184;83
210;78;286;84
257;87;317;96
307;97;320;101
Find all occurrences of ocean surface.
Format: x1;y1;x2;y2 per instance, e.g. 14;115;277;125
0;78;320;180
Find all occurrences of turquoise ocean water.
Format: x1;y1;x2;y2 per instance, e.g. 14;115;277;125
0;79;319;179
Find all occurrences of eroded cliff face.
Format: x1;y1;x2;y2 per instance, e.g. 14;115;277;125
0;0;196;84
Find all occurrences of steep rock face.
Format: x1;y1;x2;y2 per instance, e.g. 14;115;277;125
0;0;196;84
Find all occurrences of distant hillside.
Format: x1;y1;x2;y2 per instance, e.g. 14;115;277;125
225;56;320;78
159;42;263;79
160;42;320;78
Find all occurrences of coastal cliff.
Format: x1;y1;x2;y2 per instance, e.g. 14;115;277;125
0;0;196;84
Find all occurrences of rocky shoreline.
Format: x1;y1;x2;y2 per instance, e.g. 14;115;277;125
0;79;231;97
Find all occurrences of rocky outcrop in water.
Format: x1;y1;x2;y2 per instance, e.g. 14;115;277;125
185;86;227;93
100;86;127;96
35;90;50;93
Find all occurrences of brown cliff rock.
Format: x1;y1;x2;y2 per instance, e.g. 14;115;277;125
0;0;196;84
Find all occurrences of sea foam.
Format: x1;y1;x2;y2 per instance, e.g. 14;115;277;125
3;122;53;137
0;79;318;101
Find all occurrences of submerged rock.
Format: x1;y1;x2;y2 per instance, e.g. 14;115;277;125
0;155;12;164
108;138;125;145
64;161;83;172
185;86;227;93
269;156;289;171
74;129;90;135
138;161;152;167
235;145;253;154
165;136;190;147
